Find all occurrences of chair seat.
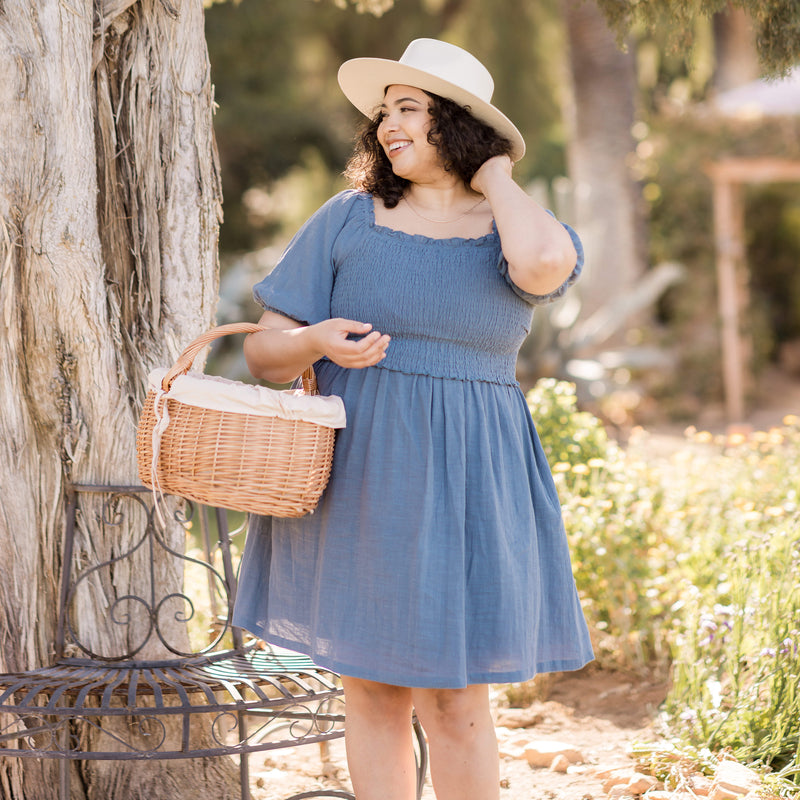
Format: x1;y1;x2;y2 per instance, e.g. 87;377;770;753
0;643;346;759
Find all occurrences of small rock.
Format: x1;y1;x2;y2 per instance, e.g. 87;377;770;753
495;707;545;728
603;769;635;793
608;786;633;800
625;773;658;795
688;774;715;796
499;744;525;760
647;793;694;800
709;761;762;800
522;740;585;768
594;766;635;781
550;754;571;773
497;731;534;760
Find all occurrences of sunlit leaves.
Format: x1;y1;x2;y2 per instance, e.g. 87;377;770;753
594;0;800;77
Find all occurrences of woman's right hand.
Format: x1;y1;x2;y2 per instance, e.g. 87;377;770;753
310;318;390;369
245;310;390;383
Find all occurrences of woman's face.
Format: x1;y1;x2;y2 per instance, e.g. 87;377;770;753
376;85;443;181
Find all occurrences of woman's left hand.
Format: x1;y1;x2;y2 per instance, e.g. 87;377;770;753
470;154;514;196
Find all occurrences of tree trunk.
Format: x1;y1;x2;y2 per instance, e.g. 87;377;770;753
0;0;231;797
561;0;644;325
713;2;759;91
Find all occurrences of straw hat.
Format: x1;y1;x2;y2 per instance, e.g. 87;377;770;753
337;38;526;161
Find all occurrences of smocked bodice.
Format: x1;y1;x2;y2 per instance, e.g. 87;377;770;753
253;190;582;386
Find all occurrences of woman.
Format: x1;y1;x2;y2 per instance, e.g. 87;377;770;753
233;38;594;800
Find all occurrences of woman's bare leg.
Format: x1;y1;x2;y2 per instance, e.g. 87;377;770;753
341;676;417;800
412;684;499;800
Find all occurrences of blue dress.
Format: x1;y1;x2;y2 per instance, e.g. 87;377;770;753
232;190;594;688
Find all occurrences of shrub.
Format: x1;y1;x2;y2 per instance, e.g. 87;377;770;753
529;378;678;670
527;378;610;474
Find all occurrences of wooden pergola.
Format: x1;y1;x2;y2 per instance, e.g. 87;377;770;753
705;157;800;422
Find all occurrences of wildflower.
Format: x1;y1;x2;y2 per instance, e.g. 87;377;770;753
706;679;723;708
553;462;571;473
587;458;605;469
699;616;718;632
767;430;785;445
760;648;777;658
572;464;590;475
783;414;798;426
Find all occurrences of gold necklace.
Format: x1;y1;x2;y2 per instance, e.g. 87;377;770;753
402;194;485;224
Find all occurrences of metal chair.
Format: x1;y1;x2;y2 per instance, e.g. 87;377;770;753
0;484;427;800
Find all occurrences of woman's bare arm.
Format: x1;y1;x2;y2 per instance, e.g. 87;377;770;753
471;155;578;296
244;309;390;384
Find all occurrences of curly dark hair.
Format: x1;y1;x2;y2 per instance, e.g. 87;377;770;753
344;90;514;208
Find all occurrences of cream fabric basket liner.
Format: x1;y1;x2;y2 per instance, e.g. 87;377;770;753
147;368;346;429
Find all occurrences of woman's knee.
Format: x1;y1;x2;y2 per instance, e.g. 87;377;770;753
413;684;492;738
342;676;413;720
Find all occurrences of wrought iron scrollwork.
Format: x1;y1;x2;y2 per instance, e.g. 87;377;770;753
64;489;233;660
0;484;430;799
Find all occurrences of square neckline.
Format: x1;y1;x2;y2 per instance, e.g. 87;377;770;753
365;192;498;245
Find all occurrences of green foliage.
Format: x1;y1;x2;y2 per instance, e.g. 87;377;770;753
661;420;800;784
526;378;610;470
594;0;800;77
531;379;800;727
529;379;800;785
529;379;675;668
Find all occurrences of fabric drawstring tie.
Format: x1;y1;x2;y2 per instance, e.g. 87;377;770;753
150;387;171;528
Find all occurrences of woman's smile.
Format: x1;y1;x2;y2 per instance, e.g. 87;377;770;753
386;139;412;157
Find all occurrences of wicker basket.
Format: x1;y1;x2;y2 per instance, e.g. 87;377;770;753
136;323;343;517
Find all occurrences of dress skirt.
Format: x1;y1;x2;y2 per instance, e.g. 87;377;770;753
233;360;594;688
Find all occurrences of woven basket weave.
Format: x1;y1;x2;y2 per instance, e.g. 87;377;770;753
136;323;338;517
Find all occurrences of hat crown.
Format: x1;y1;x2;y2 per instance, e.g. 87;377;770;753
337;37;525;160
399;39;494;104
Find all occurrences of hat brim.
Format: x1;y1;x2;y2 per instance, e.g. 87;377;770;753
337;57;526;162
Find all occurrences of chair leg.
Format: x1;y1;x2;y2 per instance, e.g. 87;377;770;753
238;710;251;800
413;714;428;800
59;759;70;800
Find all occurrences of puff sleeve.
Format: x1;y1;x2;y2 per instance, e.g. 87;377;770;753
253;190;360;325
497;217;584;306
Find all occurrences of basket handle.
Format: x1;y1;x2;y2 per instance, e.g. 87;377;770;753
161;322;319;395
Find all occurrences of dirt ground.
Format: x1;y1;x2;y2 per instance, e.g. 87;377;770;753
249;667;669;800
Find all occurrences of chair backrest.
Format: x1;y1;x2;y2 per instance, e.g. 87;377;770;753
56;484;247;663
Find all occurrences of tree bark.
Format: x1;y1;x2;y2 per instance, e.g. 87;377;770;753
561;0;644;324
0;0;230;797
